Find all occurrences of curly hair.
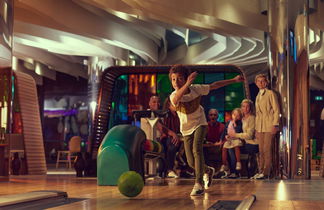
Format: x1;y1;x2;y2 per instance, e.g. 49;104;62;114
168;64;191;81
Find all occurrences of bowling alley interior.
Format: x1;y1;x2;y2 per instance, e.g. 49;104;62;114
1;0;324;209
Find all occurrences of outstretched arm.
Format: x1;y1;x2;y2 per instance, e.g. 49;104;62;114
209;75;244;90
171;72;198;106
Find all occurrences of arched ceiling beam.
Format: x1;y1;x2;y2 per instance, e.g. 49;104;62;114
13;43;88;79
204;37;241;63
15;0;159;62
220;38;256;63
14;21;129;60
118;0;267;39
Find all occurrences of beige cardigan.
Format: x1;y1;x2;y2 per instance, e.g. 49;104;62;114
255;88;280;132
235;115;257;145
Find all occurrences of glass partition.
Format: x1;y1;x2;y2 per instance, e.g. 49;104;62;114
108;72;245;128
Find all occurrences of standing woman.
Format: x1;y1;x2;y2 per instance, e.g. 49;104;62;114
169;64;243;195
254;74;280;179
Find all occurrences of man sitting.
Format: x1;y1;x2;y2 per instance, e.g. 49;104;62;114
141;95;180;178
203;109;225;170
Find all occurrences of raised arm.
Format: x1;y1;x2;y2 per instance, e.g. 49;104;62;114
171;72;198;106
209;75;244;90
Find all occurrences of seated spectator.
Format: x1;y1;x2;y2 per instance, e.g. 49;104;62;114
161;97;182;178
219;108;243;177
203;109;225;170
140;95;162;141
206;109;225;144
141;95;180;178
162;97;180;138
228;99;258;178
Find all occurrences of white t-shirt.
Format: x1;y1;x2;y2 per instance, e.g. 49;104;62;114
170;84;210;136
140;110;161;140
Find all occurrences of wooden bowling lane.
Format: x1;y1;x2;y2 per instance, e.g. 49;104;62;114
251;179;324;209
1;175;324;209
47;178;258;210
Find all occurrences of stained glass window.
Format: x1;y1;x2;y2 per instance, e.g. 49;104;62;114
128;74;157;115
108;75;128;128
202;73;225;122
225;72;245;112
157;74;172;105
108;71;245;128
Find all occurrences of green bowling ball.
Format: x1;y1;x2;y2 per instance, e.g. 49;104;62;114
117;171;144;197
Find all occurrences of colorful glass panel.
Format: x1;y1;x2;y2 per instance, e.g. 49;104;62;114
108;75;128;128
108;71;245;126
157;74;172;105
202;73;225;122
128;74;156;115
193;73;204;84
224;72;245;112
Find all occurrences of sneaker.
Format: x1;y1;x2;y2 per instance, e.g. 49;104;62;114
220;165;229;172
220;171;229;179
203;166;215;189
250;173;260;179
255;173;265;179
236;162;242;170
184;170;195;177
228;173;238;179
167;170;179;178
215;171;225;179
190;183;204;196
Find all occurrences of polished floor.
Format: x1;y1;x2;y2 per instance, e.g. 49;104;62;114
0;173;324;209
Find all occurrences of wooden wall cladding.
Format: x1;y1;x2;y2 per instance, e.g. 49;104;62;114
15;72;47;175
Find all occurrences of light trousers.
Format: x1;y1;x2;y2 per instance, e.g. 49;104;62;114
258;132;275;176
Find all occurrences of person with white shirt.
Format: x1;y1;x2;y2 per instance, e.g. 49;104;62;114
140;95;180;178
169;64;243;196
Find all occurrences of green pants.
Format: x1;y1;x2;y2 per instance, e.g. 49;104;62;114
183;125;208;184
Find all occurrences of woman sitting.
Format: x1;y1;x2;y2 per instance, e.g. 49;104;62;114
227;99;258;178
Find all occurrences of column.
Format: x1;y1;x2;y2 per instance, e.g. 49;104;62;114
0;0;13;181
268;0;310;179
87;56;114;157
